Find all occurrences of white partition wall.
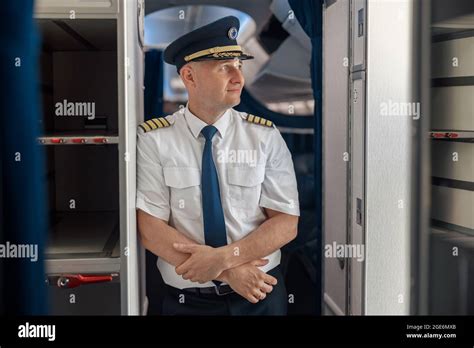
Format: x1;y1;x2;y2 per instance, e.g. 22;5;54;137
363;0;413;315
322;0;351;316
323;0;415;315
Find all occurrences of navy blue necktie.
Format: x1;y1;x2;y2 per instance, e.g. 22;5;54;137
201;125;227;248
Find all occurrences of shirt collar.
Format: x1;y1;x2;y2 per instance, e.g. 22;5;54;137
184;103;231;139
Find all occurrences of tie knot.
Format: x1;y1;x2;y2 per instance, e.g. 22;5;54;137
201;125;218;141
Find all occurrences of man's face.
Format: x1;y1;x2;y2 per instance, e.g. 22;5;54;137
185;58;245;110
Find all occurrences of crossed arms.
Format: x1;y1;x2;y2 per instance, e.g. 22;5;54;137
137;208;298;303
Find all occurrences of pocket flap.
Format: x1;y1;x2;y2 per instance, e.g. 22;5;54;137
227;165;265;187
163;167;200;188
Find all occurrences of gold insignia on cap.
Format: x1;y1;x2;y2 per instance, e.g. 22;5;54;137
184;45;242;62
244;114;273;127
139;117;172;133
211;52;241;59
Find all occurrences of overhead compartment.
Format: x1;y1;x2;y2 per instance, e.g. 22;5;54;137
38;18;118;142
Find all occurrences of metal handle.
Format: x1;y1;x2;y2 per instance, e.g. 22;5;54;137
56;274;113;289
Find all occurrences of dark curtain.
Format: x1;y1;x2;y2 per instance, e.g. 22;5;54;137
0;1;47;314
144;49;166;314
144;49;164;120
289;0;323;315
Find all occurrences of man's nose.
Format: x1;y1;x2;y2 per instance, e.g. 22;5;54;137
230;67;244;85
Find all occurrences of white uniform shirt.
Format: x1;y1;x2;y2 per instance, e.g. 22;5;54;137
136;106;300;289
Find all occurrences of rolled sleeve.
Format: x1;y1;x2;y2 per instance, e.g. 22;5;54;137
259;129;300;216
136;131;170;221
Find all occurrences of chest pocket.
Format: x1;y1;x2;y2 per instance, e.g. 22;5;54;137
227;164;265;220
163;167;201;220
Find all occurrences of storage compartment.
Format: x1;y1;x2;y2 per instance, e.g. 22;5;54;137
431;86;474;131
41;141;120;315
37;17;121;263
432;141;474;182
43;145;120;260
431;185;474;234
432;37;474;78
38;18;118;138
429;227;474;315
429;4;474;314
47;274;121;315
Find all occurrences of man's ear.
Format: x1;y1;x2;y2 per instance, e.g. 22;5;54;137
180;63;196;88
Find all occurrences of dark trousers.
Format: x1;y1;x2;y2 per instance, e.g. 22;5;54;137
161;266;287;315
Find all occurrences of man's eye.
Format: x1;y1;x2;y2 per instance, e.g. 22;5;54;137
220;64;241;71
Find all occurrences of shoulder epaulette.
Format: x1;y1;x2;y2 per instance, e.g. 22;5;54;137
244;114;273;127
139;117;172;133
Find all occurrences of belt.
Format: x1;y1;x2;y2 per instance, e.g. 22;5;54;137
169;283;235;297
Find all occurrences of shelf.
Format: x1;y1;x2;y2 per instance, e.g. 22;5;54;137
431;185;474;232
430;131;474;140
38;134;118;145
45;211;119;259
431;225;474;249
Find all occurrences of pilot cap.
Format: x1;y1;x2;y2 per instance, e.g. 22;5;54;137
163;16;254;73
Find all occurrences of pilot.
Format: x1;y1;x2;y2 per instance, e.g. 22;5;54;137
136;16;300;315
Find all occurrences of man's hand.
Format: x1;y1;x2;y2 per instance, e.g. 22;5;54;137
173;243;228;283
219;259;278;304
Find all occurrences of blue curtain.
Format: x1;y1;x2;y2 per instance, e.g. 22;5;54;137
0;1;47;314
236;89;313;129
144;49;166;313
289;0;323;315
144;49;164;120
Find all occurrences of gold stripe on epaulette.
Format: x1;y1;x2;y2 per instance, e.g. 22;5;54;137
244;114;273;127
139;117;172;133
139;122;152;132
151;118;163;128
159;117;170;127
146;120;158;130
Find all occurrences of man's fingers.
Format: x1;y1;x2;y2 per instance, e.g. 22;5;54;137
263;273;278;286
175;258;192;275
246;294;259;304
175;263;187;275
182;271;192;280
260;282;273;293
252;289;266;301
